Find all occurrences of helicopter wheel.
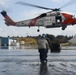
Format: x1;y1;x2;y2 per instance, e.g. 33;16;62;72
62;25;67;30
62;27;65;30
37;26;40;32
37;29;40;32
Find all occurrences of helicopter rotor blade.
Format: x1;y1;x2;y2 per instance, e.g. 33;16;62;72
60;0;76;9
16;0;76;12
16;1;52;10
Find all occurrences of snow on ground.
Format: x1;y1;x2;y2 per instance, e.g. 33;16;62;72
0;49;76;75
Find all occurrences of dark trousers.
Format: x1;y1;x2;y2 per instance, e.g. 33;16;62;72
38;49;48;63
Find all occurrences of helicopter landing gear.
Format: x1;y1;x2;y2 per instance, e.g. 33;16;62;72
37;26;40;32
37;29;40;32
62;27;65;30
62;25;67;30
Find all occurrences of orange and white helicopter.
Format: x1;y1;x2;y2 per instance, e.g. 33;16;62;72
1;1;76;32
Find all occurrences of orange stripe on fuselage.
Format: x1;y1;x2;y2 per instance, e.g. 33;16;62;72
4;15;16;25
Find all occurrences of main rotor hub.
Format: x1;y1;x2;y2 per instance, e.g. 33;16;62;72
51;8;60;11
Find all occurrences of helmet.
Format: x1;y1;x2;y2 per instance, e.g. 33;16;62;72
42;34;46;38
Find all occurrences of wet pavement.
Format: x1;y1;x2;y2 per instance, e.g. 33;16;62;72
0;49;76;75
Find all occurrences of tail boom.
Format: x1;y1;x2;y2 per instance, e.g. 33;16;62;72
1;11;16;26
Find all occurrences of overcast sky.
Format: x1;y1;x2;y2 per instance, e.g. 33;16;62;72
0;0;76;37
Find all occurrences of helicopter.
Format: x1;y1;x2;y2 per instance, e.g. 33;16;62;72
1;0;76;32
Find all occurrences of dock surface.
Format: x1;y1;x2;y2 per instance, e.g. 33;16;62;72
0;49;76;75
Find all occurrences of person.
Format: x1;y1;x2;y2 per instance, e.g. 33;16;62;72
56;12;62;23
37;35;49;64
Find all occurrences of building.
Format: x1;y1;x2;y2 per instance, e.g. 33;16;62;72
0;37;9;49
17;37;38;48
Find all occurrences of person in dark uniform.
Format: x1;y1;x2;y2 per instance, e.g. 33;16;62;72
37;35;49;64
56;12;62;23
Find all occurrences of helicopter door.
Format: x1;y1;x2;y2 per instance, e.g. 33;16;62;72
55;15;62;23
44;16;55;27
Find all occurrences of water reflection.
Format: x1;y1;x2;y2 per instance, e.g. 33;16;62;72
39;64;49;75
0;46;8;49
9;45;36;49
1;45;76;50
